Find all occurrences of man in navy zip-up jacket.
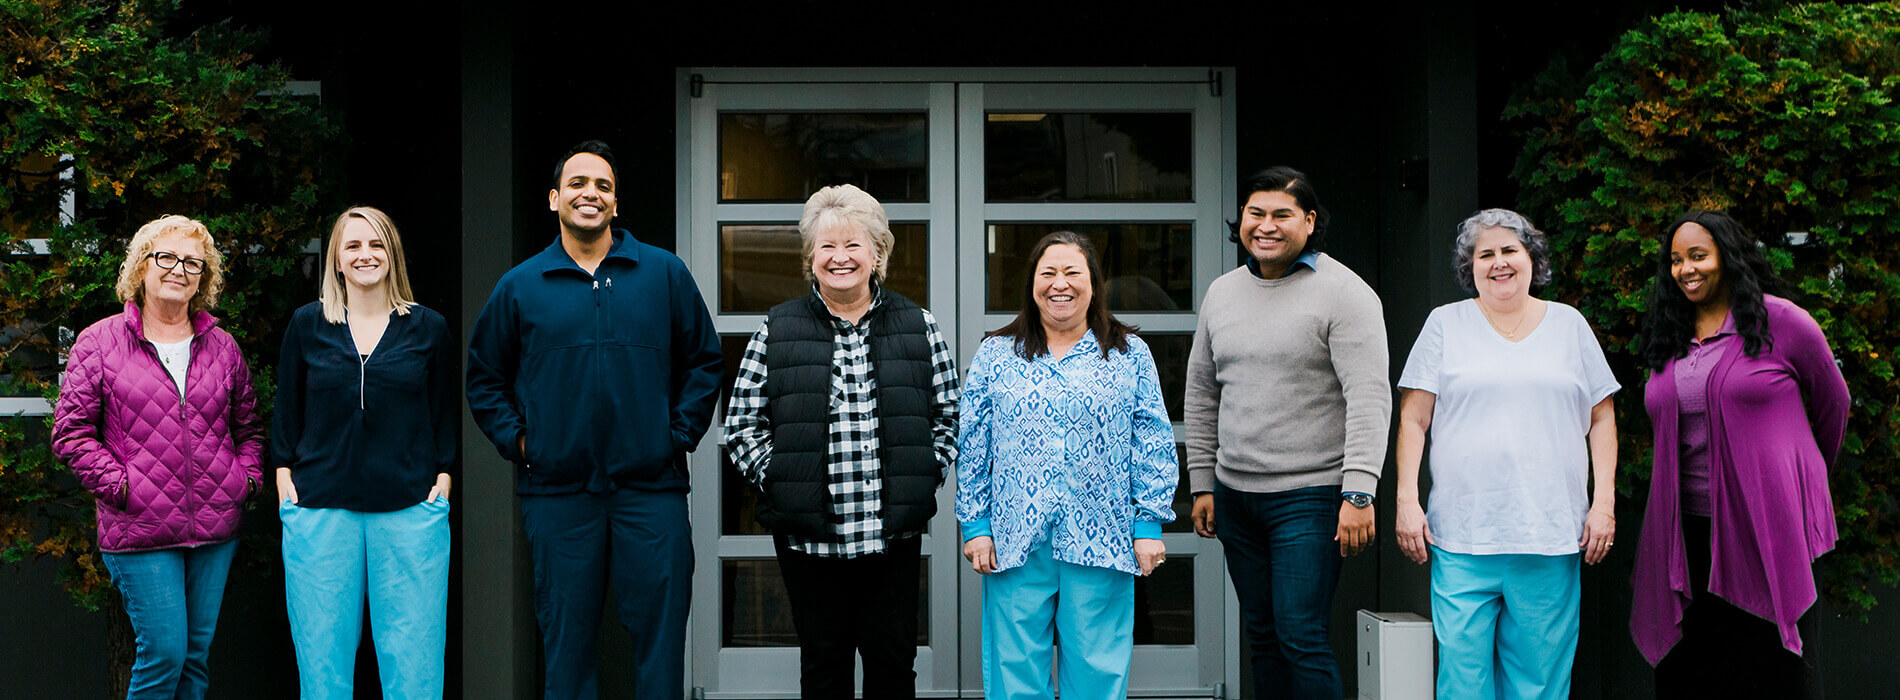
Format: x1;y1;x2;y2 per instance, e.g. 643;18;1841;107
467;140;722;700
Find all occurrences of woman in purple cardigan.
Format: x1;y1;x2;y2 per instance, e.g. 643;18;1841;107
1631;210;1849;698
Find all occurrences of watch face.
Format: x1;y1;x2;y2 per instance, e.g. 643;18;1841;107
1344;493;1373;508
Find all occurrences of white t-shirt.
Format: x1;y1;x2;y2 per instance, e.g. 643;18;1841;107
1398;299;1619;556
153;337;191;398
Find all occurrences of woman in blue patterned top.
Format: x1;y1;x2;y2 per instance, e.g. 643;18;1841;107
958;231;1179;700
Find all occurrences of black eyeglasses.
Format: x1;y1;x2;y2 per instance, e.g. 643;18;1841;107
147;252;207;275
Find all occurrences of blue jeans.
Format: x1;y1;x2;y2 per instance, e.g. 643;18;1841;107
520;488;693;700
102;538;240;700
1215;483;1342;699
282;498;451;700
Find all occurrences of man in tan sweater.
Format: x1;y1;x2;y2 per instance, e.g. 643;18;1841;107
1185;166;1391;699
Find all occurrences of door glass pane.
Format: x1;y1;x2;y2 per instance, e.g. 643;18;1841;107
1134;555;1195;645
723;559;930;647
1143;333;1191;423
721;447;770;536
986;113;1191;201
721;223;929;313
720;113;928;203
985;223;1193;313
722;560;797;647
718;333;753;413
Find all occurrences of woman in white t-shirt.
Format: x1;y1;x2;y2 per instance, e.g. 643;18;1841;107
1393;208;1620;700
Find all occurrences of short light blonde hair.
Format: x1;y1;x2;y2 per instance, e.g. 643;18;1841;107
116;215;224;313
798;184;893;283
320;206;417;324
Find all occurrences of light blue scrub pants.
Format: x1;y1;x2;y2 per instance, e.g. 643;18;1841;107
281;498;451;700
1430;547;1580;700
982;542;1134;700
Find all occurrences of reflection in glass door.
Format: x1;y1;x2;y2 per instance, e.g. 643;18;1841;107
681;68;1234;698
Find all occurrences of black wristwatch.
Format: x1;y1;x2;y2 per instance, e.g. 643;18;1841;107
1342;492;1374;509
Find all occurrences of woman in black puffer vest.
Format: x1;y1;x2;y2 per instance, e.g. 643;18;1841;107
722;183;961;700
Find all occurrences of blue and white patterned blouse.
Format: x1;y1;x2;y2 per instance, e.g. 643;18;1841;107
956;331;1179;575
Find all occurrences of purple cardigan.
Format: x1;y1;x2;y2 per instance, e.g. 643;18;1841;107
53;302;265;552
1631;295;1849;665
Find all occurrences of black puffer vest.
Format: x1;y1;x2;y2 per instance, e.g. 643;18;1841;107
760;291;940;538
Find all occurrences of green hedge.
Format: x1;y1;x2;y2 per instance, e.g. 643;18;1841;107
1509;2;1900;613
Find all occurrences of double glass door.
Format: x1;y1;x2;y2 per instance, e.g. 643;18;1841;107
680;68;1235;698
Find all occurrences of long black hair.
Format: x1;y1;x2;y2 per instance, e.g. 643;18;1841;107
1642;210;1785;370
989;231;1135;360
1227;166;1329;256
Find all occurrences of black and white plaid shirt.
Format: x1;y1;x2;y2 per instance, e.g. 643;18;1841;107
724;291;961;558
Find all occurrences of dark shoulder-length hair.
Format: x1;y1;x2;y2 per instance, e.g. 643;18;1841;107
1642;210;1785;370
988;231;1135;360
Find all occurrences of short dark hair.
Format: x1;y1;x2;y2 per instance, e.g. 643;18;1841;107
1228;166;1329;255
551;140;617;189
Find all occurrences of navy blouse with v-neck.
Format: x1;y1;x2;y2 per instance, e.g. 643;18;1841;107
271;301;458;511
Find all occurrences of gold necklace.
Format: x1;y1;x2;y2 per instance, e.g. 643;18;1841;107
1477;299;1530;339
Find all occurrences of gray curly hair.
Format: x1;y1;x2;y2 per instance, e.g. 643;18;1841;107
1453;208;1552;293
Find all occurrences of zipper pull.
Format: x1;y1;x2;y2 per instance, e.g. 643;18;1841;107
593;278;601;306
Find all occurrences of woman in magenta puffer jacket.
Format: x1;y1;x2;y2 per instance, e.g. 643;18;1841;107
53;215;265;700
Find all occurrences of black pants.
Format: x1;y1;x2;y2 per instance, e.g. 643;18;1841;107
774;534;922;699
1655;515;1823;699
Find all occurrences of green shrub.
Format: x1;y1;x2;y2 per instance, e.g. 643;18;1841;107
1510;2;1900;613
1;0;335;610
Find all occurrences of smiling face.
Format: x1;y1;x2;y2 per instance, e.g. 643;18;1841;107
1470;226;1534;303
548;152;617;237
142;232;205;310
1670;221;1727;307
336;217;390;293
1033;243;1093;331
1238;189;1315;277
808;220;878;298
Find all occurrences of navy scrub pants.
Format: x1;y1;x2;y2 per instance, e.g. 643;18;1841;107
520;487;693;700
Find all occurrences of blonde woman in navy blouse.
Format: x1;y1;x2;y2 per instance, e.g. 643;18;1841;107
272;206;456;700
957;231;1179;700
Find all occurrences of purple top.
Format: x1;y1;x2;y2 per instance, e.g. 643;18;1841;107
52;302;266;552
1672;313;1737;516
1632;296;1849;665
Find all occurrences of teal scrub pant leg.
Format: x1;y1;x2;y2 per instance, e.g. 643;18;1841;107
1430;547;1580;700
981;542;1134;700
281;498;451;700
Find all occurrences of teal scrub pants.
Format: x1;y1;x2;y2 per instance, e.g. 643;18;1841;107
981;541;1134;700
1430;547;1580;700
281;497;451;700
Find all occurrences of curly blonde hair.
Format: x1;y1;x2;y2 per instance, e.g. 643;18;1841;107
115;215;224;313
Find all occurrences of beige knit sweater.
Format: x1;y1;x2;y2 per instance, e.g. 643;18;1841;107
1184;254;1391;496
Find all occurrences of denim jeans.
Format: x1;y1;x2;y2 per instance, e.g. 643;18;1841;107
1215;483;1342;699
102;538;240;700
